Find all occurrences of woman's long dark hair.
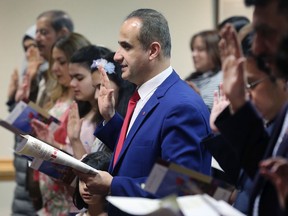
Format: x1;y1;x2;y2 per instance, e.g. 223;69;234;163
91;51;136;123
70;45;111;120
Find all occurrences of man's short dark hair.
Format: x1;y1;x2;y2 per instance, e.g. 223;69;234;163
125;8;171;58
276;34;288;79
245;0;269;6
37;10;74;32
245;0;288;15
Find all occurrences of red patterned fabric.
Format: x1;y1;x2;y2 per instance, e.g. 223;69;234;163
113;91;140;167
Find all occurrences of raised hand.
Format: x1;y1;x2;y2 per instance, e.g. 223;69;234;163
219;24;246;113
219;24;242;61
26;45;44;80
210;83;230;133
7;68;19;101
67;101;87;159
15;73;31;102
97;66;115;121
67;101;82;142
259;157;288;209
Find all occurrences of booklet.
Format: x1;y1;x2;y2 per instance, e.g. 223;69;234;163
144;160;234;202
5;100;59;135
106;194;245;216
15;134;98;175
29;158;77;187
1;101;96;185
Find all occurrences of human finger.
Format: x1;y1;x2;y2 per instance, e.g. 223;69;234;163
219;39;228;62
213;90;219;105
99;66;110;89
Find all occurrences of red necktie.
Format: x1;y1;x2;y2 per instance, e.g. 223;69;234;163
113;91;140;167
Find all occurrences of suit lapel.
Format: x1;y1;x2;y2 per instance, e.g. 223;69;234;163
112;71;180;172
249;101;288;214
264;101;288;158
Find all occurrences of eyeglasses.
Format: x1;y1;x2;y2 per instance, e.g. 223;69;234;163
246;77;268;90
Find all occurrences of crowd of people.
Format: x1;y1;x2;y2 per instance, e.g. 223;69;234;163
6;0;288;216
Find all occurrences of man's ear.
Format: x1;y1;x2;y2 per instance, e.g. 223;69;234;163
57;27;70;37
149;42;161;60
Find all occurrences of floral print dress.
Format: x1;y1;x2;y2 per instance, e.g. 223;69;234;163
38;100;97;215
38;99;72;216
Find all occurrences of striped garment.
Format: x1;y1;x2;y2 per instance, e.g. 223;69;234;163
186;70;222;111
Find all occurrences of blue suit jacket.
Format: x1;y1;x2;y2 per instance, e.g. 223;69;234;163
95;71;211;199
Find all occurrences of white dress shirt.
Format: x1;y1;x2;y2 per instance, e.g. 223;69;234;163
127;66;173;135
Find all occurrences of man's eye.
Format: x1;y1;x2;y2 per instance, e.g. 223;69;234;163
59;61;67;65
123;45;130;50
121;43;131;50
40;29;48;35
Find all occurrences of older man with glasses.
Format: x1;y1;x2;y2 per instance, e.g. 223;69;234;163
207;0;288;215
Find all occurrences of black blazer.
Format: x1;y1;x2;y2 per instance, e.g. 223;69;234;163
215;101;288;216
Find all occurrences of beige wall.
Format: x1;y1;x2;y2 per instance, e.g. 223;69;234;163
218;0;253;23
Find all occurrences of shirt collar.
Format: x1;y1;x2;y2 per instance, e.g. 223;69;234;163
137;66;173;99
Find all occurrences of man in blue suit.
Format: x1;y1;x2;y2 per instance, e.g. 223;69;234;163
75;8;211;215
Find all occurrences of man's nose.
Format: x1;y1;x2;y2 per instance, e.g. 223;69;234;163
35;31;41;42
114;49;122;63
